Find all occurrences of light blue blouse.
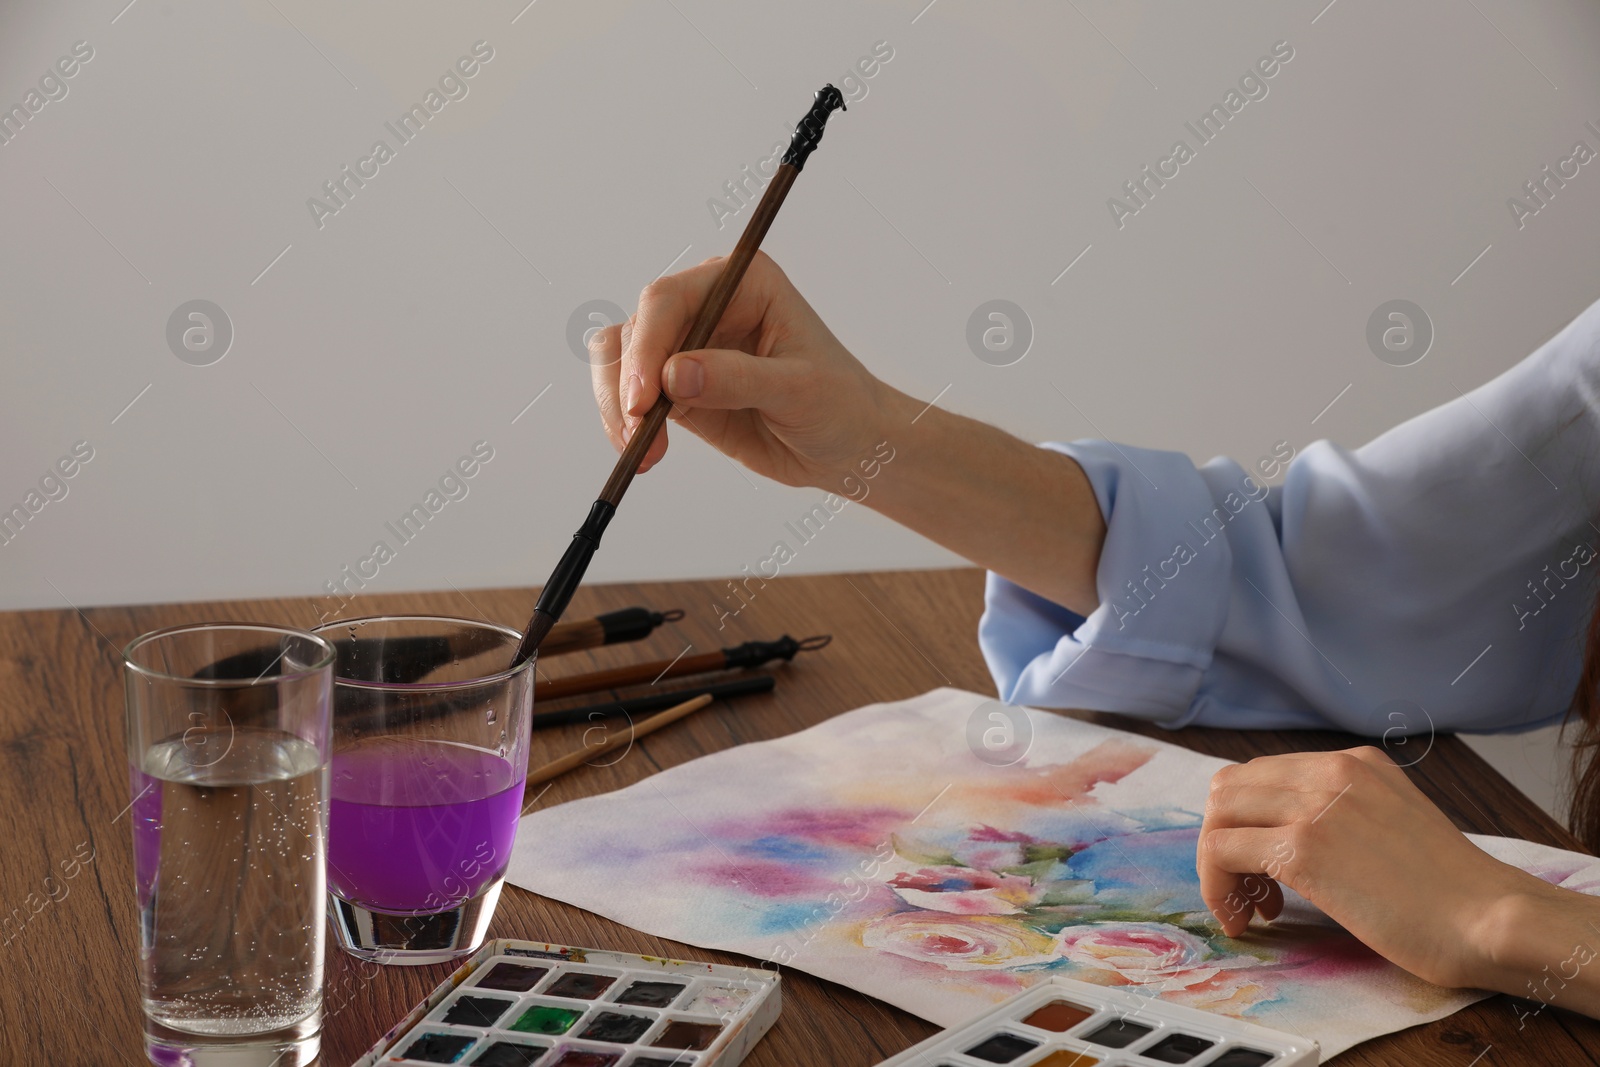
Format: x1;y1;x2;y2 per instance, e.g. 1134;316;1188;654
979;296;1600;736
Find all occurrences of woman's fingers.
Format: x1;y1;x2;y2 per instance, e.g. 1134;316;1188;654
1199;826;1295;936
1205;748;1404;824
1197;750;1395;937
1205;776;1307;830
587;249;882;487
590;323;627;450
1256;877;1285;922
1204;759;1347;828
1197;748;1404;937
1204;869;1264;936
620;258;733;421
588;323;670;469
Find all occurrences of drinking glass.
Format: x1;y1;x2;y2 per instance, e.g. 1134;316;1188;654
311;616;535;965
123;622;335;1067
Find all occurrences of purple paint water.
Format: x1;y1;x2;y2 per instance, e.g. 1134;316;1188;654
328;738;525;914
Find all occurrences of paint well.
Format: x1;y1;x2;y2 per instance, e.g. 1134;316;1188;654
964;1032;1039;1063
578;1011;654;1043
1083;1019;1152;1048
1210;1051;1277;1067
651;1020;723;1050
442;995;512;1027
1031;1052;1100;1067
545;971;617;999
470;1042;548;1067
545;1051;620;1067
476;962;549;992
1021;1000;1094;1032
401;1031;476;1063
615;980;686;1007
508;1005;583;1035
1145;1031;1216;1062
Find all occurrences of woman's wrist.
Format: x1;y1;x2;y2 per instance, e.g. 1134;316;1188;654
865;381;923;455
836;382;1105;616
1466;868;1600;1006
1466;878;1549;990
795;375;910;491
849;384;971;517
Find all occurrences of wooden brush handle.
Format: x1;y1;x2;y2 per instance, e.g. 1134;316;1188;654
538;607;683;658
522;693;713;793
536;650;727;702
600;163;799;507
509;169;797;666
512;85;847;667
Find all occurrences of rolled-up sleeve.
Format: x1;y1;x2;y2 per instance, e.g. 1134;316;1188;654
981;295;1600;735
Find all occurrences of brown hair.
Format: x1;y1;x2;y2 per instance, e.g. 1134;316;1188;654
1569;600;1600;853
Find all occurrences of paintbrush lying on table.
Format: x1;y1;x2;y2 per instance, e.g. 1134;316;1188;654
534;633;829;702
519;677;778;806
192;605;682;688
529;674;776;729
524;693;715;793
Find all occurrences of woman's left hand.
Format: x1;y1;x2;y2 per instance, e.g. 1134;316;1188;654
1198;746;1549;989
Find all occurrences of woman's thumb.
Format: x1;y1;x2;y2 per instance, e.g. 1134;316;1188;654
662;349;797;411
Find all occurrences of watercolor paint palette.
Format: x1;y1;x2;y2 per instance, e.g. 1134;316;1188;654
875;977;1318;1067
354;939;780;1067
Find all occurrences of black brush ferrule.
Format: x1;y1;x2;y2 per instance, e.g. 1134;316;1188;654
781;84;847;170
533;500;615;623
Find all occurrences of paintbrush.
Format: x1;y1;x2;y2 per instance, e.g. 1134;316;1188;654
511;85;849;667
530;673;775;728
522;692;714;797
535;606;685;658
535;633;828;702
194;605;682;690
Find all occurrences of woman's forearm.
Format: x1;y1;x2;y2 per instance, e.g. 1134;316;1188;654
862;384;1106;617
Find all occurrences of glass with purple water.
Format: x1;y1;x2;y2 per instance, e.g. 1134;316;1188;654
313;615;534;965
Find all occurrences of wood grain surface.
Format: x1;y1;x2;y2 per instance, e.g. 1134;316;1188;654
1;567;1593;1065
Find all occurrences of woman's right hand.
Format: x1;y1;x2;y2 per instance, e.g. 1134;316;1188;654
589;252;891;486
589;252;1107;617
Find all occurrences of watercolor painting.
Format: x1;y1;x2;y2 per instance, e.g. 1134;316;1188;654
507;687;1600;1058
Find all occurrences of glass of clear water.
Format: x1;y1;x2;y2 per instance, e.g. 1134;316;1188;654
310;616;535;966
123;622;335;1067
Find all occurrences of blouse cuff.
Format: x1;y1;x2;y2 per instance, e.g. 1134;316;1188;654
979;440;1244;727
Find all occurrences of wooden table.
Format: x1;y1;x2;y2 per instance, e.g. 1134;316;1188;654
3;567;1593;1065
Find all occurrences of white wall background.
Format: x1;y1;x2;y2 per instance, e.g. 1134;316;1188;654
3;0;1598;815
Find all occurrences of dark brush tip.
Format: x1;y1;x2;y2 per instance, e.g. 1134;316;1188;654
782;84;849;171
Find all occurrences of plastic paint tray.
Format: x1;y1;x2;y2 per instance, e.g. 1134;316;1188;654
873;975;1318;1067
352;938;780;1067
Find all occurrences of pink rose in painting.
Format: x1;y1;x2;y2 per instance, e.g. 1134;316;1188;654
861;912;1060;970
1056;922;1217;982
1054;922;1271;1014
886;866;1040;915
